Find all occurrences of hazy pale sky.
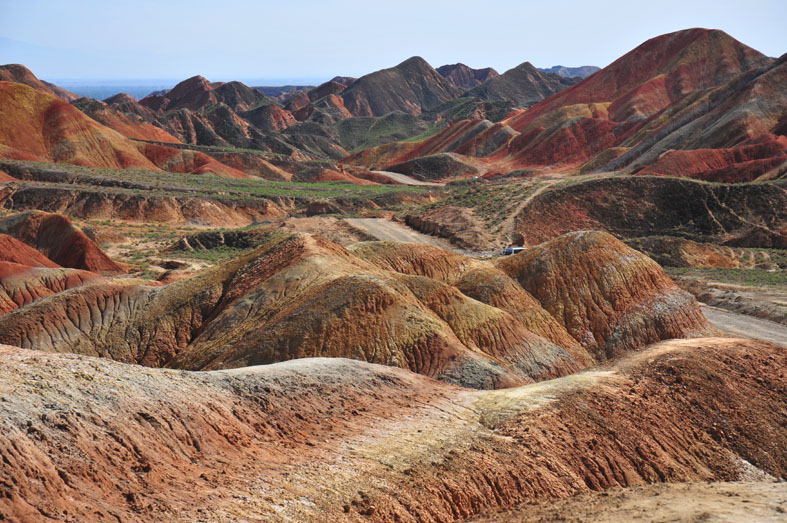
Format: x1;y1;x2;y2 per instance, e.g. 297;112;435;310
1;0;785;82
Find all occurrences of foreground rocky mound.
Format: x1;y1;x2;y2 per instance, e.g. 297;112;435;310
0;337;784;520
0;233;577;388
514;176;787;248
473;482;787;522
0;231;709;388
496;231;711;360
0;211;124;273
349;241;592;365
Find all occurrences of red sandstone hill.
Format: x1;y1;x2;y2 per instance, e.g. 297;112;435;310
103;92;137;105
0;81;160;169
139;75;272;114
0;261;102;315
622;53;787;181
241;103;297;132
138;142;252;178
0;234;60;268
0;76;259;177
307;80;347;102
499;28;778;171
347;28;785;181
0;211;125;273
509;28;770;128
73;97;181;143
0;64;78;101
356;118;517;170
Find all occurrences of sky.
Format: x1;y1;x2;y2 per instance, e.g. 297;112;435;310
0;0;785;84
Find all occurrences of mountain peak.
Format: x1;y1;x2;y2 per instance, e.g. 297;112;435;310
103;92;137;105
397;56;432;70
167;75;212;100
0;63;79;101
437;63;500;89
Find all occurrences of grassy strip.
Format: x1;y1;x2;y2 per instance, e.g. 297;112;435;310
1;159;430;201
666;267;787;287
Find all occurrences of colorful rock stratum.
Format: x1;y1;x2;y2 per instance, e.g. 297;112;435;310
0;23;784;523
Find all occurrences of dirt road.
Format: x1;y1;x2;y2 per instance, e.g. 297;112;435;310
371;170;445;186
500;179;559;239
701;304;787;347
344;218;456;248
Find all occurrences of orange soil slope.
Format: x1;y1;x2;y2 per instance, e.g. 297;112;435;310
0;79;253;178
0;211;125;273
0;81;160;169
77;98;181;143
0;233;60;268
0;64;78;101
138;142;252;178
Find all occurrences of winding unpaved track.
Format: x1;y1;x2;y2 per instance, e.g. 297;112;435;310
501;179;560;238
702;304;787;347
345;218;456;248
371;170;445;186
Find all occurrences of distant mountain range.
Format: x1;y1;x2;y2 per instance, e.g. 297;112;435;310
345;29;786;183
0;28;784;184
537;65;600;78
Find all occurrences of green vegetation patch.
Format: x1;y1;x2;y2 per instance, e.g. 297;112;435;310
0;159;430;202
666;267;787;287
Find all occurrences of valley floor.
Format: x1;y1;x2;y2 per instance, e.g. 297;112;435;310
470;481;787;522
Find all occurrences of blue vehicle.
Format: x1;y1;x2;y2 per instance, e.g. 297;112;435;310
502;247;526;256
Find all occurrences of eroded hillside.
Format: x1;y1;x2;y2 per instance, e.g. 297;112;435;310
0;336;784;520
0;230;712;389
